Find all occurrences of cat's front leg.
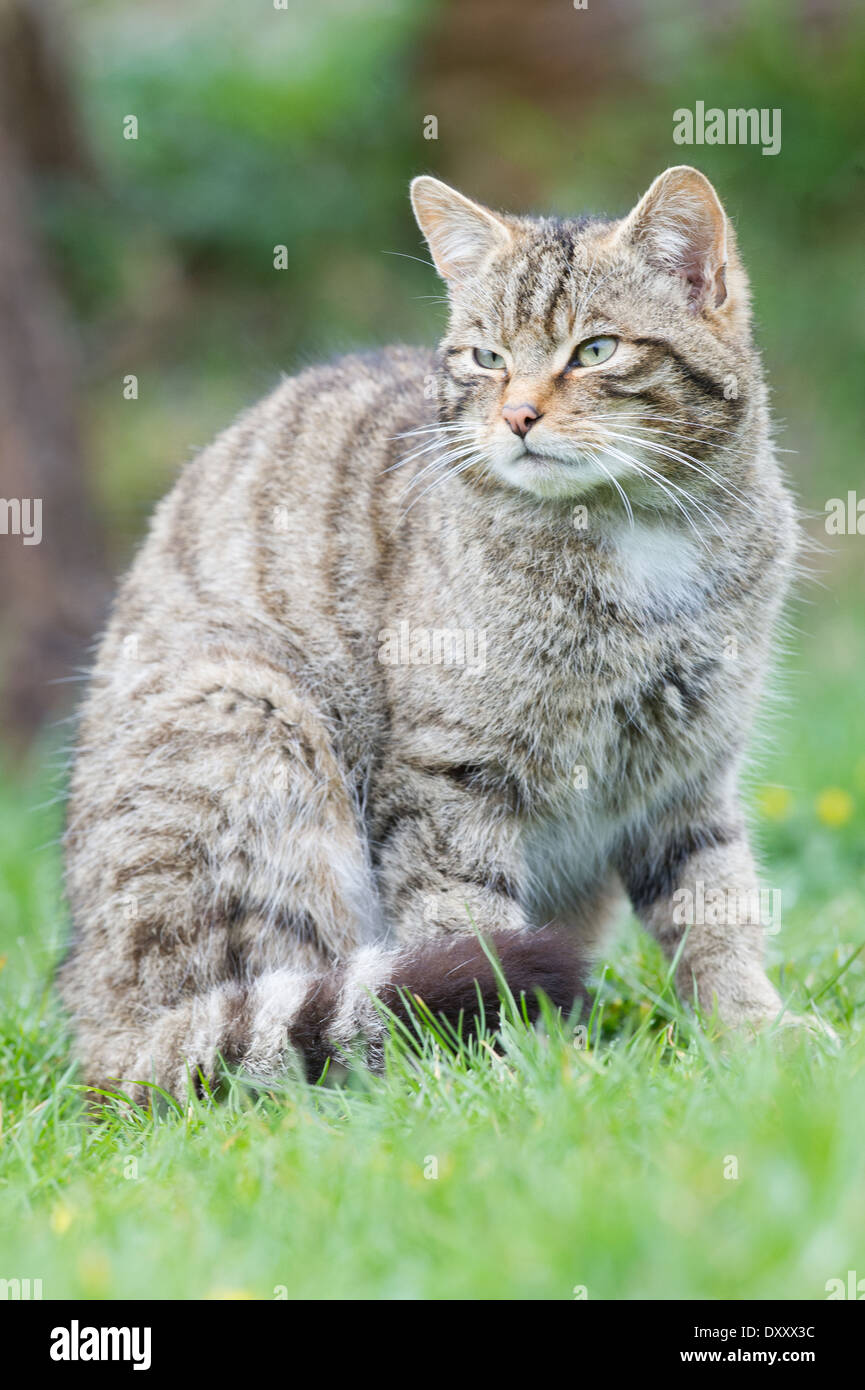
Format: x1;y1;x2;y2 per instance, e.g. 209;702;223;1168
617;804;785;1028
374;772;531;941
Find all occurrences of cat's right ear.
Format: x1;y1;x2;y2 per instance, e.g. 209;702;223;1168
410;177;512;284
612;166;732;314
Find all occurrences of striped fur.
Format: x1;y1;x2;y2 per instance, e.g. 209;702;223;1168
61;168;799;1101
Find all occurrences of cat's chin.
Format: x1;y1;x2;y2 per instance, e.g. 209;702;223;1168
489;447;626;501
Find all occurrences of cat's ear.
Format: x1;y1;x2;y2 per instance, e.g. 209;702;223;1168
410;176;512;284
614;166;731;313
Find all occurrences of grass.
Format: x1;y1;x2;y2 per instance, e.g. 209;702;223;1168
1;588;864;1301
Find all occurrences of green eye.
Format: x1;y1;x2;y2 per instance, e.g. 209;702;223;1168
473;348;506;370
572;336;618;368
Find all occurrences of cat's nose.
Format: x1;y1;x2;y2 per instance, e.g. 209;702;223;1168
502;402;541;437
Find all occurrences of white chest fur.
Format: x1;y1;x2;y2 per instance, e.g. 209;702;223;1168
603;515;707;618
523;516;709;912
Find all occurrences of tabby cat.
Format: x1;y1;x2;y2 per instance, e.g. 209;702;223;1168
61;166;799;1100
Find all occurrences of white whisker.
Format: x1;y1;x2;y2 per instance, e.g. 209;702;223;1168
597;443;719;549
597;411;750;443
585;450;635;528
396;442;480;501
392;450;487;528
598;428;750;510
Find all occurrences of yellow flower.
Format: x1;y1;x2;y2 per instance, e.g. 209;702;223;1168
816;788;854;828
756;785;793;821
50;1202;74;1235
204;1288;256;1300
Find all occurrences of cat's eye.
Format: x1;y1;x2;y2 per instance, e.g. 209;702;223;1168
571;335;618;368
473;348;507;370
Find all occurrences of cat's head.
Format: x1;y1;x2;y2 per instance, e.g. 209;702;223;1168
410;168;756;504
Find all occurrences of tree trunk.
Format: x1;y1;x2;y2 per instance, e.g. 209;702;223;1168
0;0;107;752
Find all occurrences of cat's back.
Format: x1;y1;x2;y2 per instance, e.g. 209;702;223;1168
141;343;431;593
102;345;430;643
75;344;434;770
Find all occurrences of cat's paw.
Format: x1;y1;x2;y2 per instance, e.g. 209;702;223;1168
771;1010;840;1045
685;973;838;1044
681;968;782;1034
710;1001;839;1048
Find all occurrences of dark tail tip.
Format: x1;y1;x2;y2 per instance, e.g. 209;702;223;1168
381;927;588;1033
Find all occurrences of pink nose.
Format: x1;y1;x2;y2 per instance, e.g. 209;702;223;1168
502;402;541;437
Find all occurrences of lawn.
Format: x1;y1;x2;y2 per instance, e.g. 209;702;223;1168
1;585;863;1301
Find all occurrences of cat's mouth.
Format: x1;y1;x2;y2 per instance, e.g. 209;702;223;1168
518;443;588;468
490;438;633;501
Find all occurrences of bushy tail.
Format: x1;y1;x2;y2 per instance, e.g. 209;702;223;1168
79;929;587;1104
294;927;588;1080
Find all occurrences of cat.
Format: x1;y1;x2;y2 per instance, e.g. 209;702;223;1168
60;165;799;1102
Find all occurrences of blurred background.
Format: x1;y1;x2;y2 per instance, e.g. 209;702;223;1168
0;0;862;934
1;0;863;1302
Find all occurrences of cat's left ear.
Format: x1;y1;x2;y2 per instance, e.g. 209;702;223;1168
613;166;733;314
410;176;513;284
